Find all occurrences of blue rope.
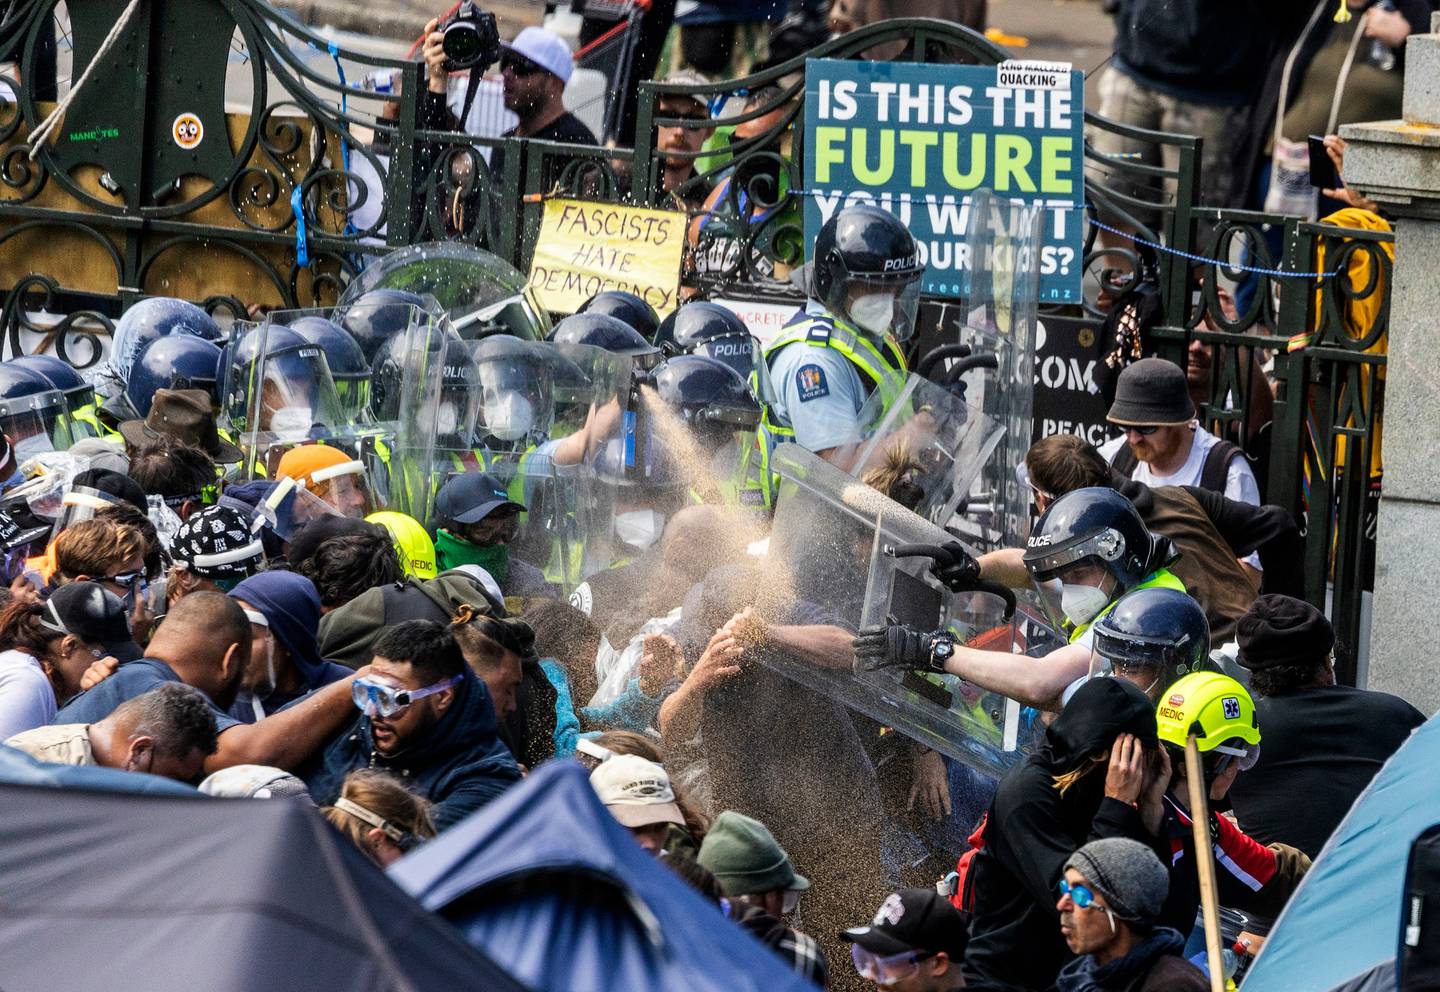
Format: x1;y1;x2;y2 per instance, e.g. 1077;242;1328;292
290;185;310;268
782;187;1347;281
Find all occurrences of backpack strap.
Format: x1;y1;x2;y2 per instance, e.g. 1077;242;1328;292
1109;442;1140;478
1199;439;1243;494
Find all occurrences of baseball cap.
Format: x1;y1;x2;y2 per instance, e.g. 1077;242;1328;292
841;888;969;959
42;581;144;663
169;505;265;582
590;754;686;829
435;473;525;525
658;71;711;115
502;26;573;84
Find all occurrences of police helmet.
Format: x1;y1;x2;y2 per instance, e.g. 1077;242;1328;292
9;355;93;412
576;290;661;342
551;313;661;369
127;336;224;417
289;316;371;420
112;297;222;382
0;363;69;448
649;354;760;450
472;335;554;443
370;330;477;435
1023;486;1173;592
1091;587;1211;698
653;302;755;379
812;204;925;341
337;288;431;364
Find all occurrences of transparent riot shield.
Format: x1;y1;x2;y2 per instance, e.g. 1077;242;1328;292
336;241;551;342
763;443;1027;776
548;342;634;451
470;337;558;453
833;373;1007;534
919;192;1044;550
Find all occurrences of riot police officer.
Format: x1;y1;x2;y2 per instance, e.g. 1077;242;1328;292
125;336;224;419
745;204;922;506
653;301;756;380
576;289;661;342
288;316;372;425
854;487;1186;712
9;354;102;440
1085;586;1211;703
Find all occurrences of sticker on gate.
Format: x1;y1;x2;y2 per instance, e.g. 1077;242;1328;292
172;113;204;150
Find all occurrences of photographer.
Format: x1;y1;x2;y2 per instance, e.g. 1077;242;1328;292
420;20;595;179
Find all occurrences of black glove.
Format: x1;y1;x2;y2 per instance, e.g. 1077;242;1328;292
931;541;981;592
853;624;950;674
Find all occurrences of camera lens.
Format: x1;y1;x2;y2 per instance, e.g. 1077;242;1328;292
443;24;483;66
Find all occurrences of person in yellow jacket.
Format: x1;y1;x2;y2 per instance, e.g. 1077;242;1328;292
854;487;1185;713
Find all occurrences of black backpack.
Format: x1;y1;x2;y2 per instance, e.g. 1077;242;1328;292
1400;823;1440;990
1110;437;1244;495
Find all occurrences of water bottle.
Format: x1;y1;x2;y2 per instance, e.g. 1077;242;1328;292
1369;0;1398;71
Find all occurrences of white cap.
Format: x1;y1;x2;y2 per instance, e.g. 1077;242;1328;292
502;26;574;85
590;754;685;829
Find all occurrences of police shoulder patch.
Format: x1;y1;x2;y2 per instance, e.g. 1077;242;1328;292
796;363;830;402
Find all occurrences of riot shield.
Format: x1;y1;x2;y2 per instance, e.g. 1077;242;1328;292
762;443;1027;775
386;317;474;530
834;373;1007;534
335;241;551;342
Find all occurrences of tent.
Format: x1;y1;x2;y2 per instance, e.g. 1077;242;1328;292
390;760;822;992
1243;710;1440;992
0;779;528;992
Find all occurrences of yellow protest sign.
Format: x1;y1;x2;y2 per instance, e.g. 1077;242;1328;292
526;199;688;316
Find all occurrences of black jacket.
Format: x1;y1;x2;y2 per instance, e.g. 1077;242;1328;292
303;668;522;832
963;679;1159;992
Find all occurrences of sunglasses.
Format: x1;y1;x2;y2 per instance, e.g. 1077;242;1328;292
352;675;462;718
1057;879;1104;910
500;56;544;77
850;945;935;986
1122;425;1161;437
102;570;146;589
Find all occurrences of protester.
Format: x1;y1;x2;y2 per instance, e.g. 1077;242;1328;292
117;387;244;465
321;768;437;867
55;591;367;774
653;73;717;211
126;436;216;520
591;753;693;854
432;472;556;597
0;583;137;737
522;596;602;719
284;515;383;574
275;444;374;519
699;810;828;987
840;888;969;992
1054;838;1207;991
295;530;406;612
1228;595;1426;858
227;571;352;723
165;504;266;605
52;517;147;597
7;682;217;781
961;678;1163;990
304;619;522;831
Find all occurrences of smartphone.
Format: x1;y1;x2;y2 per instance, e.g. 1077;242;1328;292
1308;135;1341;189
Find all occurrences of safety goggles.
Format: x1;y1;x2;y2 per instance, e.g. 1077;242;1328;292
101;569;146;589
1211;742;1261;776
849;945;935;986
352;675;462;718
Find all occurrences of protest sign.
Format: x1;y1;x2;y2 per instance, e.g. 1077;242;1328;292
527;199;688;315
803;58;1084;303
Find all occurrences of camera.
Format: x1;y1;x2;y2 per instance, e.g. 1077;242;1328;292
441;2;502;73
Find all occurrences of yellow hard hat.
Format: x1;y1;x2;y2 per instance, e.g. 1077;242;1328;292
1156;671;1260;753
366;511;437;580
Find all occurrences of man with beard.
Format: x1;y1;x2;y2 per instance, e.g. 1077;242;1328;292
654;73;716;212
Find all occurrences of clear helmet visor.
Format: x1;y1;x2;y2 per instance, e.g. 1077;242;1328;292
0;390;76;460
841;274;923;342
258;476;345;540
308;467;377;520
1029;561;1117;634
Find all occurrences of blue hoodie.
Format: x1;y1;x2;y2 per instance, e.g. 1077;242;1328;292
227;571;351;723
302;668;522;832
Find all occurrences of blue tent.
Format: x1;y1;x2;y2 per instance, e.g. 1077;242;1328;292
1243;710;1440;992
390;760;822;992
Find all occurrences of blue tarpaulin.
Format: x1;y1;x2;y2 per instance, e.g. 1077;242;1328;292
390;760;822;992
1242;710;1440;992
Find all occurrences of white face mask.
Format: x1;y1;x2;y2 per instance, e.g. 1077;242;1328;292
848;291;895;335
485;395;534;442
270;405;313;438
435;403;460;437
614;509;665;550
1061;583;1111;627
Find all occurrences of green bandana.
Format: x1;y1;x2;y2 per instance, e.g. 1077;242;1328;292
435;528;510;585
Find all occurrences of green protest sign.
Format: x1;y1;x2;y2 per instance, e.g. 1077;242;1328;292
803;58;1084;302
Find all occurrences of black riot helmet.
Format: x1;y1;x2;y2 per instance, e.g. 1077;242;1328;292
551;313;661;369
577;290;661;342
9;355;94;413
648;354;760;451
336;288;431;364
812;204;925;341
370;330;478;446
1090;587;1212;699
288;316;371;422
653;302;756;380
1023;486;1174;591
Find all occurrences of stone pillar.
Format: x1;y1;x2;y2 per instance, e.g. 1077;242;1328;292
1340;13;1440;713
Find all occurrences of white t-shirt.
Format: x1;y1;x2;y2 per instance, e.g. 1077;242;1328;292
1100;425;1262;569
0;649;58;741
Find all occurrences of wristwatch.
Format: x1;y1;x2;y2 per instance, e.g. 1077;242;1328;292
930;637;955;670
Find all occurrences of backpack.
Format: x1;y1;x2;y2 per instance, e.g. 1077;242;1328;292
1110;437;1244;495
946;813;990;913
1400;823;1440;990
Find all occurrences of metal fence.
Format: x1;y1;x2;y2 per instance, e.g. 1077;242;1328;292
0;4;1390;672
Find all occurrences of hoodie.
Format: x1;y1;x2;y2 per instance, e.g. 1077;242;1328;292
227;572;351;723
963;679;1159;992
302;667;522;832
